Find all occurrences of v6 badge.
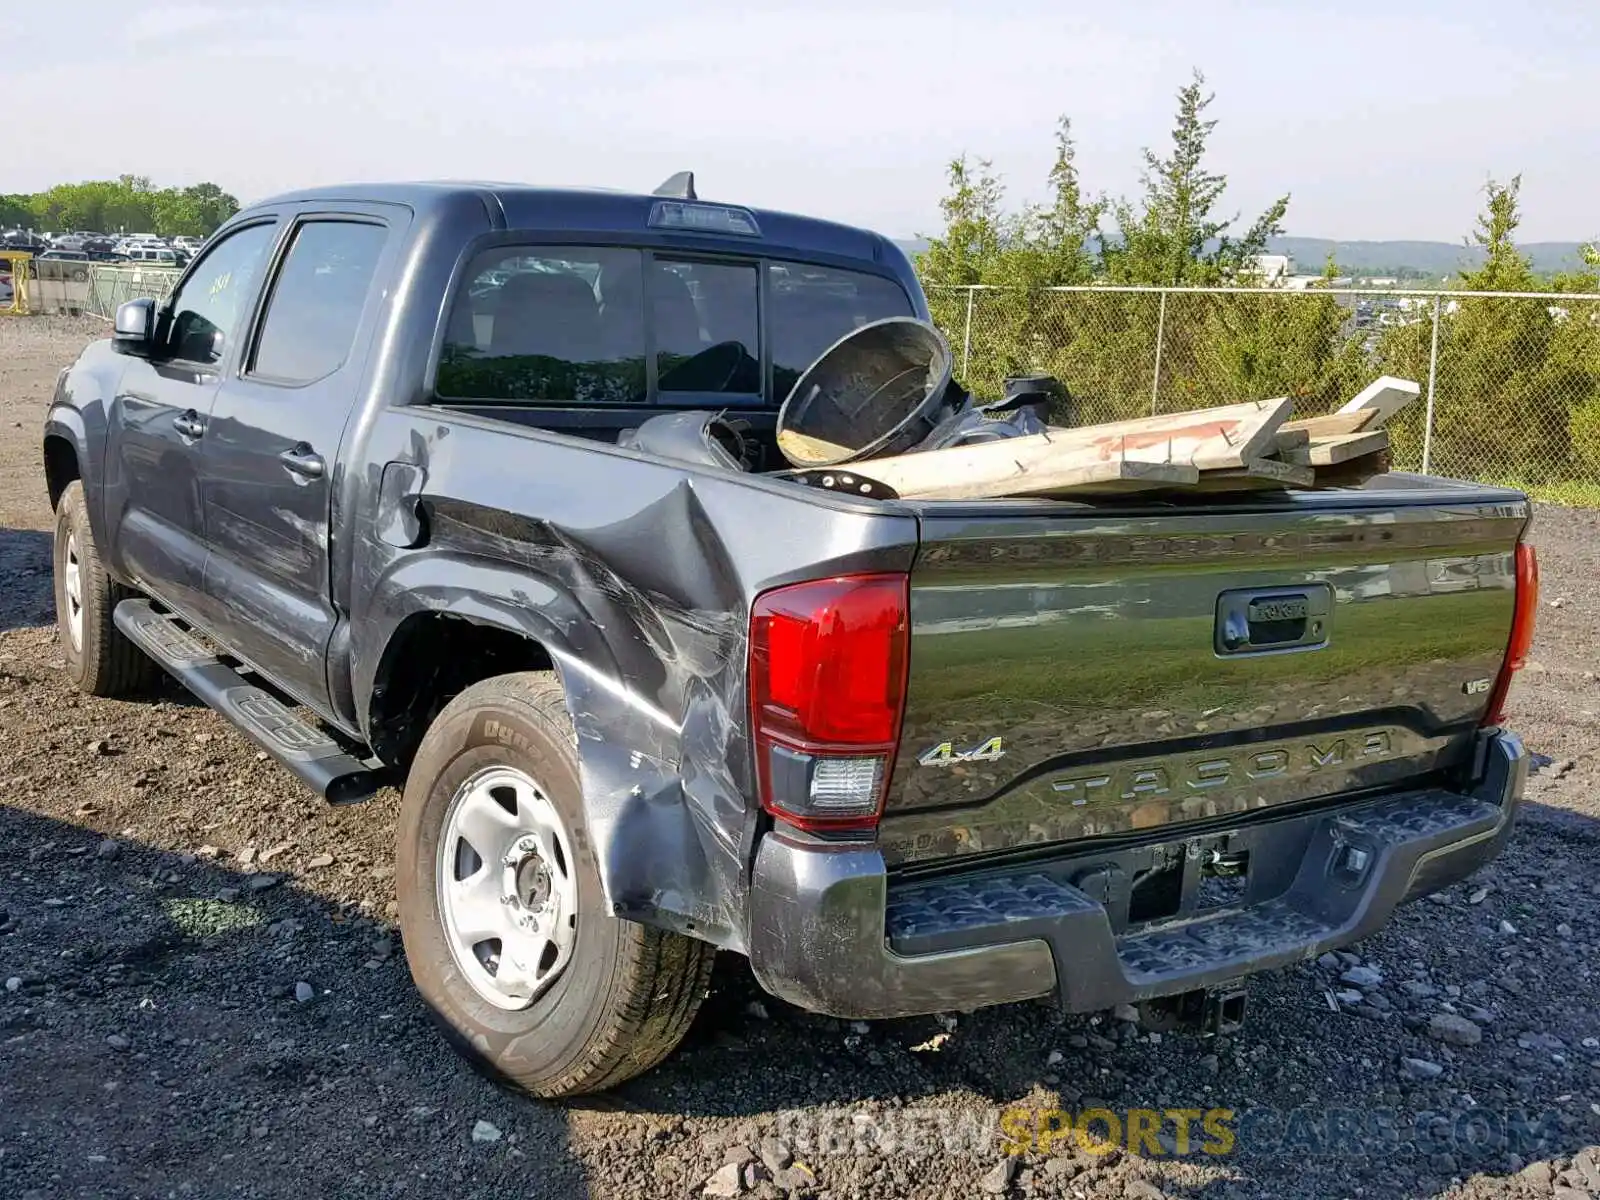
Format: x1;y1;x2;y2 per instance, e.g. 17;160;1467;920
918;736;1006;767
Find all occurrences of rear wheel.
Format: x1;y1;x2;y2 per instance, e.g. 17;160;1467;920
52;481;159;697
396;671;715;1097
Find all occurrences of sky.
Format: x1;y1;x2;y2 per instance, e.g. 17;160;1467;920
4;0;1597;243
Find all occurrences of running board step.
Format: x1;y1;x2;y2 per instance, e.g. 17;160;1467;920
114;599;388;805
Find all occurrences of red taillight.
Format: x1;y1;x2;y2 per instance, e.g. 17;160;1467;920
749;574;910;830
1483;542;1539;727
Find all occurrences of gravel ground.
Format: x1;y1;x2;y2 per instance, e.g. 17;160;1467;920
2;317;1599;1200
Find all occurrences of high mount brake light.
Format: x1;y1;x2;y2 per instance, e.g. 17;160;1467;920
1483;541;1538;728
648;201;762;237
749;574;910;830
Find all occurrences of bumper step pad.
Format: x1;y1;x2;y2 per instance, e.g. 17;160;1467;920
885;787;1507;1011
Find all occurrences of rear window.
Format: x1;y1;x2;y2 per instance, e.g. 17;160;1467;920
768;261;915;399
435;245;912;405
654;259;761;395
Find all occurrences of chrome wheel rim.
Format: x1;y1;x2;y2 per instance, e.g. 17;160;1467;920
62;532;84;651
436;765;578;1009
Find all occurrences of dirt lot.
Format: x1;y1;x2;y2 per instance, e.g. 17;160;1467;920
2;317;1599;1200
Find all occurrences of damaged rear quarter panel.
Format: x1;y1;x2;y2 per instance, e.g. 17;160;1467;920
349;410;919;951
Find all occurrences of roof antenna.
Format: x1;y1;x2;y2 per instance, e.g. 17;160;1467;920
653;171;697;201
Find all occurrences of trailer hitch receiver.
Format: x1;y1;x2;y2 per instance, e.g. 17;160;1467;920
1137;979;1247;1038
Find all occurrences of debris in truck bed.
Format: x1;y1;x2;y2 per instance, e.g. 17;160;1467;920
1271;425;1313;453
839;398;1288;500
1070;397;1295;470
775;372;1418;501
774;320;1064;470
764;318;1423;500
775;317;962;467
779;467;902;500
1185;456;1316;491
840;431;1200;500
1336;374;1421;427
1280;409;1378;438
1308;445;1395;488
1282;429;1390;467
775;428;856;466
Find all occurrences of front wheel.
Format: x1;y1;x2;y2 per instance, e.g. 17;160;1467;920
52;481;159;697
395;671;715;1097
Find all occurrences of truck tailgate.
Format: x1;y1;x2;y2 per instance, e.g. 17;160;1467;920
877;482;1529;868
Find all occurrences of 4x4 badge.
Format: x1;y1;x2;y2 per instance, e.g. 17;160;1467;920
918;736;1006;767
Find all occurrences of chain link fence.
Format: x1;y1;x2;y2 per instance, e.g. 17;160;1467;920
0;260;181;317
928;284;1600;498
17;265;1598;496
84;265;181;318
0;252;97;314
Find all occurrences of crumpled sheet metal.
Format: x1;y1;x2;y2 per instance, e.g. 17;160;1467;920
354;428;917;952
614;410;753;472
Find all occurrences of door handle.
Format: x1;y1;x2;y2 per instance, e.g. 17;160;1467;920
172;411;205;439
278;444;326;480
1214;584;1332;656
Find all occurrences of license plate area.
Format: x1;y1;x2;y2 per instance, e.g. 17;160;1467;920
1124;836;1250;926
1064;818;1318;935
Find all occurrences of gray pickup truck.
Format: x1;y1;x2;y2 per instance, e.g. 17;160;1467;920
42;179;1536;1097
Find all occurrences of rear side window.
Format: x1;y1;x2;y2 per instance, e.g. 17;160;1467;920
768;261;914;400
251;221;387;384
437;247;647;405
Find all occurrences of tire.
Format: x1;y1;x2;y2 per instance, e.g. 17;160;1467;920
52;480;160;697
396;671;716;1097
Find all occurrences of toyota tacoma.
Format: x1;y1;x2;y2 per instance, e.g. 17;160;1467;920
42;178;1535;1096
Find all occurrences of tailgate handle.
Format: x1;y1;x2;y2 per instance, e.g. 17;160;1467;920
1215;585;1332;656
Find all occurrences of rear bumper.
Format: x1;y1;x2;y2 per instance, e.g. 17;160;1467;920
746;730;1526;1020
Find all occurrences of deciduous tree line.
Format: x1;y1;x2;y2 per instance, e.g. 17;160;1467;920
0;176;240;238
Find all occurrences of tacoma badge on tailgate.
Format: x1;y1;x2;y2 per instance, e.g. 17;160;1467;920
1049;729;1396;806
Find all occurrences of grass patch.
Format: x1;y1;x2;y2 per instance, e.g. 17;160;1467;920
161;897;263;938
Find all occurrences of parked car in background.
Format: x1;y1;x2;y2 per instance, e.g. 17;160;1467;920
1;228;49;251
36;248;93;282
124;246;179;266
115;236;170;256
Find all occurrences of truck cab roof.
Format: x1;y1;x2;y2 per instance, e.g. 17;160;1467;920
241;181;910;274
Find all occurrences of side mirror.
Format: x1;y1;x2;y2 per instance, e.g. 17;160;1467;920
111;298;157;358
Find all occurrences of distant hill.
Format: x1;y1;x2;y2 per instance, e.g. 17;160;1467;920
893;236;1591;278
1268;237;1590;278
